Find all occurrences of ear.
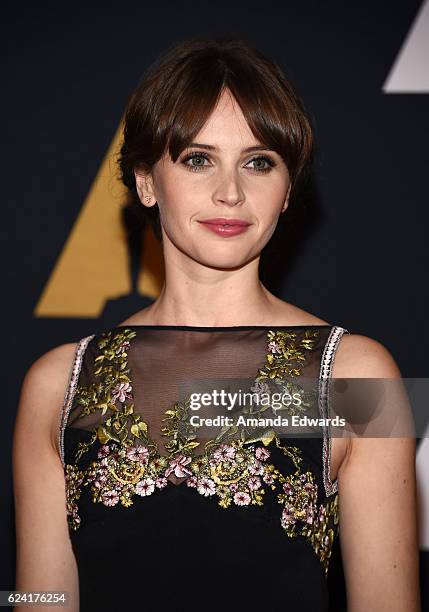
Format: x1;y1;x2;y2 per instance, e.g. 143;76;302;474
134;168;156;208
281;183;292;213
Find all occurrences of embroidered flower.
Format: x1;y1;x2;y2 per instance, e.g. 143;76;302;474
281;506;295;527
111;381;133;403
102;490;120;506
279;471;318;528
135;478;155;496
64;464;85;530
213;443;236;462
255;447;270;461
186;475;198;488
247;476;262;490
234;491;251;506
248;460;265;476
98;444;110;458
115;340;130;355
156;477;168;489
165;454;193;478
267;341;282;354
126;443;149;465
197;477;216;497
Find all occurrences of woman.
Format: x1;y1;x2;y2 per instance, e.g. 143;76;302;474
13;36;420;611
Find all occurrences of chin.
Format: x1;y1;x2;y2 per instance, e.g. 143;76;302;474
194;251;255;270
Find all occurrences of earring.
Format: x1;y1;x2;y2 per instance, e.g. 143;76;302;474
144;195;151;204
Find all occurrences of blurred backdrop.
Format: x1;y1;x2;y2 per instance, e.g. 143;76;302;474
2;1;428;609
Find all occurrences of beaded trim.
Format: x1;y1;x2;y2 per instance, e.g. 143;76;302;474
58;334;95;467
318;325;350;497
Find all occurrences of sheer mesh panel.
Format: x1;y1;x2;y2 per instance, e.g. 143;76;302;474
65;326;333;485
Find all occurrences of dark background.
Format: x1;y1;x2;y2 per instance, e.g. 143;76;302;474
2;0;428;609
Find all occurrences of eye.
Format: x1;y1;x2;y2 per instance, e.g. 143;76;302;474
246;156;276;173
181;152;211;172
180;151;277;174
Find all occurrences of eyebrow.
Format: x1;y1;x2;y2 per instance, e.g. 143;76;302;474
186;142;275;153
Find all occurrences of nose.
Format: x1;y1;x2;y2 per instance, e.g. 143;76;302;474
212;168;245;207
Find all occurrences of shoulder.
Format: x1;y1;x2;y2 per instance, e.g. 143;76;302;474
332;331;402;379
332;334;419;607
23;342;81;393
15;342;82;457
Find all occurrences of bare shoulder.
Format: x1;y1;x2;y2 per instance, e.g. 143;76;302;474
263;296;331;326
332;334;420;609
330;332;406;473
332;332;402;378
13;342;82;605
16;342;80;457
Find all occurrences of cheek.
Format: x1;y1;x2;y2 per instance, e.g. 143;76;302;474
248;169;288;197
253;183;287;220
156;175;196;225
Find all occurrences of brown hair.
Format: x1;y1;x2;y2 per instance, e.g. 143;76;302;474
117;35;314;241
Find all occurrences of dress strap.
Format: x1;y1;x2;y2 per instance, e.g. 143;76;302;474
318;325;351;496
57;334;95;467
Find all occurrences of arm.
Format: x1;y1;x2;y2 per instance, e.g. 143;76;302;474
12;343;81;611
333;334;421;612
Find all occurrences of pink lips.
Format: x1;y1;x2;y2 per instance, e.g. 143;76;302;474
198;217;251;237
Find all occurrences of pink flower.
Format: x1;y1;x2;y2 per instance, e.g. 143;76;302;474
249;461;264;476
305;507;315;524
281;507;296;527
255;447;270;461
135;478;155;496
248;476;262;491
95;468;108;486
234;491;251;506
197;477;216;496
165;454;193;478
111;381;133;403
229;483;239;492
98;444;110;458
116;340;130;355
126;444;149;465
268;341;282;354
263;473;274;485
102;490;119;506
186;476;198;488
155;477;168;489
213;443;236;463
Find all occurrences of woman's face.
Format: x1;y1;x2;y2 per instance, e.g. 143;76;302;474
136;88;291;270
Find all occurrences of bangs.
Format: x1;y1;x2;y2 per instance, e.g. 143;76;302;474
147;46;312;185
119;36;314;240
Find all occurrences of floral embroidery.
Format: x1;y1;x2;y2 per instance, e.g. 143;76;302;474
244;329;322;423
278;470;339;574
64;464;86;531
63;326;338;576
257;329;319;379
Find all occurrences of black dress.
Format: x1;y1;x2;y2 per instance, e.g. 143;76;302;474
58;324;350;611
